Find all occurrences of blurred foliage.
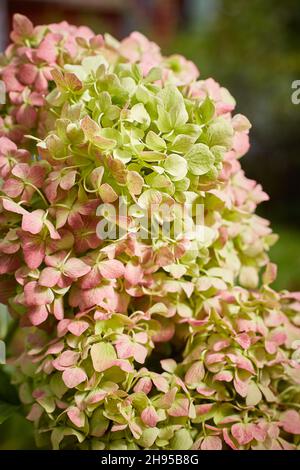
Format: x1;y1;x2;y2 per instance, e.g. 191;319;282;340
270;226;300;291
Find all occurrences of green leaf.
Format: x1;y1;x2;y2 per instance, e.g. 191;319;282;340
156;105;173;133
90;342;117;372
211;145;226;164
81;115;116;150
82;55;108;75
113;148;132;164
131;392;149;411
170;134;194;154
206;118;233;149
246;381;262;406
174;177;190;192
146;131;166;151
156;85;188;132
239;266;259;289
258;384;277;402
90;409;109;437
50;372;68;399
164;154;188;180
185;143;215;175
36;395;55;413
177;123;202;140
51;426;84;450
144;67;162;83
169;103;189;130
213;404;236;426
170;429;193;450
128;103;150;129
138;428;159;448
198;96;215;123
139;151;166;162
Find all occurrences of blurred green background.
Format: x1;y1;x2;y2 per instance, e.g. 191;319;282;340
0;0;299;449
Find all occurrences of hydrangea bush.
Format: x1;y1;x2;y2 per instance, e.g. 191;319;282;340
0;15;300;450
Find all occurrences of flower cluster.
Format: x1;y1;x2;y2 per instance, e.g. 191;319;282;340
0;14;94;143
0;15;299;450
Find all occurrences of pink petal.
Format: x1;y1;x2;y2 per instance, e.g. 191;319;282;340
2;198;27;215
213;370;233;382
22;209;44;234
0;253;20;274
28;305;48;325
185;361;205;385
81;285;115;309
67;406;85;428
231;423;254;446
44;251;66;268
46;341;64;355
113;359;134;373
20;233;45;269
18;63;37;85
44;219;60;239
24;281;54;306
196;385;215;397
67;320;89;337
11;163;29;179
80;266;102;289
134;377;152;394
39;267;61;287
141;406;159;427
115;338;135;360
168;398;190;417
281;410;300;434
64;258;91;278
235;333;251;350
233;371;250;398
16;104;37;128
124;262;143;285
134;332;148;344
12;14;34;38
133;343;148;364
62;367;87;388
53;297;64;320
201;436;222;450
36;37;57;63
195;404;214;415
223;428;238;450
0;136;17;154
57;319;72;337
60;171;77;190
227;353;255;374
98;259;125;279
29;164;47;187
152;376;169;393
53;350;79;369
3;178;24;198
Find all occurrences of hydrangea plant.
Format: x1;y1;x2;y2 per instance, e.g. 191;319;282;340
0;15;299;450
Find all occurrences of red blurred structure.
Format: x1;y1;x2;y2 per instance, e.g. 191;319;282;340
1;0;184;50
